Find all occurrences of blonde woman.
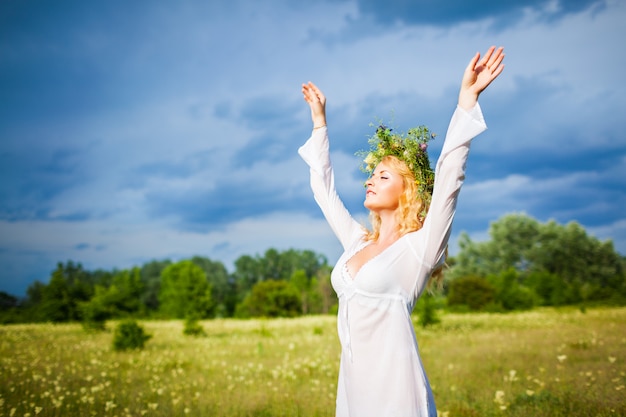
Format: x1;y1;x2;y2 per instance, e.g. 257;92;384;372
298;46;505;416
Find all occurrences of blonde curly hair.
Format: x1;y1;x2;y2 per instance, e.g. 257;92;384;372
364;155;445;290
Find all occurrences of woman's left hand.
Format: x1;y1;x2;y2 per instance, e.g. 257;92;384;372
458;46;505;110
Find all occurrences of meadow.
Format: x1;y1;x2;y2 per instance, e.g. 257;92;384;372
1;307;625;417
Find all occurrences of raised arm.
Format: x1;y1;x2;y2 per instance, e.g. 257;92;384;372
412;47;505;274
298;82;365;250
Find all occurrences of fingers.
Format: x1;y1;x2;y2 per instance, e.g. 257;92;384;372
307;81;325;101
470;46;505;87
301;83;315;103
302;81;325;105
478;46;496;67
309;82;324;98
467;51;481;72
485;47;505;82
490;49;505;71
490;61;505;80
302;84;312;103
474;46;504;73
482;46;504;69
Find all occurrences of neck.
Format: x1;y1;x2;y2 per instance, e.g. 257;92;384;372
376;211;401;243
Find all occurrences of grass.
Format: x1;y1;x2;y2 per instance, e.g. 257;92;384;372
0;307;625;416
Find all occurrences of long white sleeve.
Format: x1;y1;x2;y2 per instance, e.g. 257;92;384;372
298;127;365;250
408;103;487;272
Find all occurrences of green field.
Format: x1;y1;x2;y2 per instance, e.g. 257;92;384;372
1;308;625;417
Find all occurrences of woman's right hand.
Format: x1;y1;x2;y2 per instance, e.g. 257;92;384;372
302;81;327;128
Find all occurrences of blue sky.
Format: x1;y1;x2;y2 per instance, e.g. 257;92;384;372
1;0;625;296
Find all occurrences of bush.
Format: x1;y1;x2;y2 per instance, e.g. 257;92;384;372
447;275;496;311
112;320;151;351
183;315;206;336
490;268;538;311
416;293;440;327
236;280;302;318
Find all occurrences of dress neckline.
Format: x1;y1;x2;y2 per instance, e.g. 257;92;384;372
344;236;405;281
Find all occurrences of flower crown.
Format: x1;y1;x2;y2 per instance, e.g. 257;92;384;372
356;123;436;206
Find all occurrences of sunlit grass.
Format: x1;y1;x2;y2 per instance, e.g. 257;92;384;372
1;308;625;416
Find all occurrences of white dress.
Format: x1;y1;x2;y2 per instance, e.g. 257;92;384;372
298;104;487;417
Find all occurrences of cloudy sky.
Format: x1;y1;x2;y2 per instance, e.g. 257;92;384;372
1;0;625;296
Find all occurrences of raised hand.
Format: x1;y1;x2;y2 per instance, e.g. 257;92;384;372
302;81;327;128
458;46;505;110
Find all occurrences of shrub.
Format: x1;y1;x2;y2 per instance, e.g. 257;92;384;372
183;315;206;336
490;268;538;311
236;280;301;318
112;320;151;351
447;275;496;311
416;293;440;327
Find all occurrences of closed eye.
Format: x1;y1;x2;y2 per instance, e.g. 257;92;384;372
380;170;390;180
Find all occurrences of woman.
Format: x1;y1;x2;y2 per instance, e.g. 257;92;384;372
298;46;505;416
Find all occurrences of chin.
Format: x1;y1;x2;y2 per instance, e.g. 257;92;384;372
364;202;380;212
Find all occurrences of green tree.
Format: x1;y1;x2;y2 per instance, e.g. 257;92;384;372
140;259;172;312
80;289;109;331
37;261;93;322
231;248;330;316
291;269;318;314
0;291;21;324
487;268;537;311
236;280;301;318
525;270;569;306
20;281;46;322
0;291;18;310
39;266;72;322
314;265;337;314
104;268;144;314
448;214;541;281
159;260;213;319
447;214;626;308
232;254;263;303
80;267;145;328
190;256;229;317
525;220;625;303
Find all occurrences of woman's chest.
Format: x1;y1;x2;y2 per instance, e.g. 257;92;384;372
332;239;421;296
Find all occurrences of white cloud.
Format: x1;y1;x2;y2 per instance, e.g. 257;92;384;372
1;0;625;295
0;211;343;275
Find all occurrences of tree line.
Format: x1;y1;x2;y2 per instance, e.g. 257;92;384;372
0;248;335;325
1;214;625;325
445;214;626;311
